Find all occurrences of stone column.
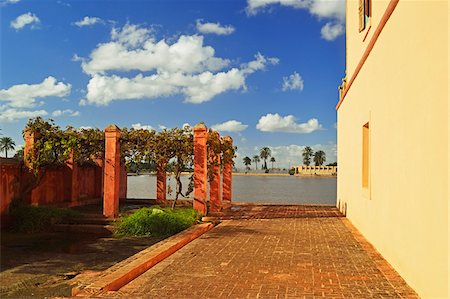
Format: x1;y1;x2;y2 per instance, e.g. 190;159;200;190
23;129;38;169
193;123;207;214
103;125;121;218
119;162;127;202
23;129;39;204
66;151;79;202
209;131;221;212
222;136;233;207
156;160;167;204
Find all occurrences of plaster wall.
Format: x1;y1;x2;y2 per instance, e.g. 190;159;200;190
338;1;449;297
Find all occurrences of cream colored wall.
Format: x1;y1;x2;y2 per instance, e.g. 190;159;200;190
338;1;449;298
345;0;390;79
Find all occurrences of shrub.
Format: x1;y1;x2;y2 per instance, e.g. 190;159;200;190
288;168;296;175
114;206;201;237
9;200;81;233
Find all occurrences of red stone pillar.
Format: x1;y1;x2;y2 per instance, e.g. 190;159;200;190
209;131;221;212
66;151;79;202
103;125;121;218
193;123;207;214
119;162;127;202
24;129;39;205
23;129;38;169
156;160;167;204
222;136;233;207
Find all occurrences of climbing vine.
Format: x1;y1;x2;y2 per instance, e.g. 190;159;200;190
23;117;236;208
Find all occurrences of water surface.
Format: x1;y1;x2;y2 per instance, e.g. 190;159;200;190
128;174;336;205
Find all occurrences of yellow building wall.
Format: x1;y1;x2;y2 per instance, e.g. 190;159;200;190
338;1;449;298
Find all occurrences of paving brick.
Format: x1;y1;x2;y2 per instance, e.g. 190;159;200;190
93;206;417;299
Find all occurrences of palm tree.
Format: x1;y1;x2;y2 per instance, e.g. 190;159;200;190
0;137;15;158
270;157;276;169
252;155;260;170
243;156;252;170
302;146;313;166
259;147;271;170
313;150;326;166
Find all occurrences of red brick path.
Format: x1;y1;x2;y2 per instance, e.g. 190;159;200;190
97;207;418;299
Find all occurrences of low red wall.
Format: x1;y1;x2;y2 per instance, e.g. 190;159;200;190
0;159;127;223
0;161;21;216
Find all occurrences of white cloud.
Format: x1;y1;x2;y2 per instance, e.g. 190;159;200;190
246;0;344;20
73;16;103;27
0;108;47;122
79;126;92;130
0;76;71;108
309;0;345;22
131;123;154;131
256;113;322;133
10;12;40;30
76;24;278;106
111;23;153;47
246;0;345;42
212;120;248;132
282;72;304;91
320;22;344;41
196;20;235;35
1;0;20;6
80;32;230;75
52;109;80;117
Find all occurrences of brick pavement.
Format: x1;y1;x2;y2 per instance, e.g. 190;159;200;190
96;210;418;299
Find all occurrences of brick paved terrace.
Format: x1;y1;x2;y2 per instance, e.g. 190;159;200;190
95;205;418;299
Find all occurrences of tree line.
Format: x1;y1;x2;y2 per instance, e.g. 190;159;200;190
242;147;276;171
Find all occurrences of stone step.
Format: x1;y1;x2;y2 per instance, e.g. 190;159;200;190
60;216;112;225
53;224;114;235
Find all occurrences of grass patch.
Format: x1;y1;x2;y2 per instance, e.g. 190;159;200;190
9;201;81;233
114;206;201;237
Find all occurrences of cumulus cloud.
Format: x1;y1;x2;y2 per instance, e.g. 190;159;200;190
246;0;345;41
76;24;278;106
256;113;322;133
0;76;71;108
196;20;235;35
10;12;40;30
212;120;248;133
52;109;80;117
282;72;304;91
1;0;20;6
73;16;103;27
0;108;47;122
131;123;154;131
321;22;344;41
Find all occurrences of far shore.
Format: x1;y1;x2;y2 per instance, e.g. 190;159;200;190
128;172;336;178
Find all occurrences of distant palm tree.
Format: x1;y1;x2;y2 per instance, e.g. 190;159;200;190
270;157;276;169
243;156;252;170
259;147;271;170
0;137;15;158
302;146;313;166
252;155;260;170
313;150;326;166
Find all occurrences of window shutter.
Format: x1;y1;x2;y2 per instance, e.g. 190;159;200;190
359;0;365;32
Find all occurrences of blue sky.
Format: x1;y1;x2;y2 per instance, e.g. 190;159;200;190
0;0;345;168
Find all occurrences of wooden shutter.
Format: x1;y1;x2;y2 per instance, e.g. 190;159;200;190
364;0;371;17
359;0;365;32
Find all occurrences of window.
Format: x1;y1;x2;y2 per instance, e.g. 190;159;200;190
359;0;371;32
362;122;370;188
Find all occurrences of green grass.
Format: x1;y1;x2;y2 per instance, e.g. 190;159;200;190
114;206;201;237
9;202;81;233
